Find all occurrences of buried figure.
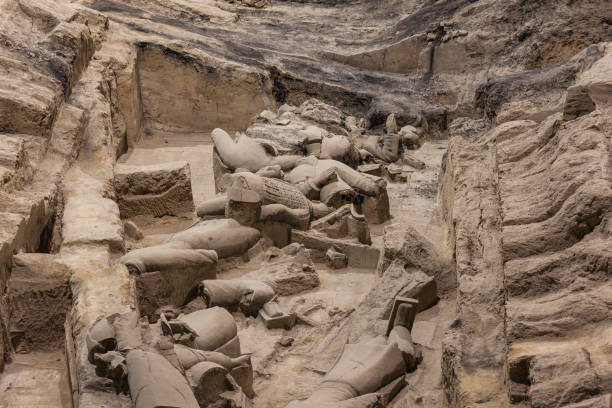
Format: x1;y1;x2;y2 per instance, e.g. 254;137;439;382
211;126;387;201
196;279;276;316
286;297;422;408
120;218;260;275
86;283;420;407
87;308;254;408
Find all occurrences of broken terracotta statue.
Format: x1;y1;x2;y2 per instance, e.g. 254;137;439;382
120;218;260;274
86;309;254;407
211;127;387;200
197;279;276;316
286;297;421;408
197;171;334;222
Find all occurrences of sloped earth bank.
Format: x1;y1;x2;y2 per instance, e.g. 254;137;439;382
0;0;611;407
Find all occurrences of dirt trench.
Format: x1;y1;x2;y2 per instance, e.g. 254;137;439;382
0;14;456;408
118;124;455;407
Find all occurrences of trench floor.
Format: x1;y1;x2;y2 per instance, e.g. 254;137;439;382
0;351;72;408
120;130;454;407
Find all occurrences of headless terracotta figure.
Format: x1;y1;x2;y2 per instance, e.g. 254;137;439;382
286;301;419;408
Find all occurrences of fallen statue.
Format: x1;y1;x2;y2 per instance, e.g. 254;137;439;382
211;128;301;172
285;156;385;198
286;297;421;408
86;309;254;408
120;218;260;274
197;279;276;316
196;172;334;221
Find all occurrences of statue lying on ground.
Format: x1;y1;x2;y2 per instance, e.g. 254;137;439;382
120;218;260;274
226;172;333;215
213;127;360;172
285;156;385;198
87;309;254;407
161;307;242;357
196;172;335;222
203;158;383;220
197;279;276;316
212;128;302;172
299;128;360;168
211;127;385;197
363;133;401;163
362;113;428;163
159;338;255;400
211;123;391;226
286;297;420;408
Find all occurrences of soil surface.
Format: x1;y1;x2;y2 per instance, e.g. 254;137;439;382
0;351;72;408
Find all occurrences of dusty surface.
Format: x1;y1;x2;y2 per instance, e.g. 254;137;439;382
119;128;392;406
119;132;216;206
386;140;447;243
0;0;611;407
0;351;72;408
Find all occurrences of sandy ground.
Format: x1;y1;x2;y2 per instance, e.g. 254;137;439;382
386;140;447;245
0;351;72;408
118;128;218;205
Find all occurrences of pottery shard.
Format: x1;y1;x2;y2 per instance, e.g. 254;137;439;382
291;230;380;269
401;153;426;170
266;262;320;296
259;204;310;230
246;245;320;295
399;125;421;149
114;161;194;218
386;113;399;134
320;178;356;208
379;223;453;289
361;188;391;225
347;214;371;245
358;163;385;177
377;259;437;317
386;164;407;183
187;361;230;407
136;265;217;320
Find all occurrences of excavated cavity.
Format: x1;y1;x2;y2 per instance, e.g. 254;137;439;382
1;213;72;407
136;43;275;135
132;42;376;134
1;0;611;407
